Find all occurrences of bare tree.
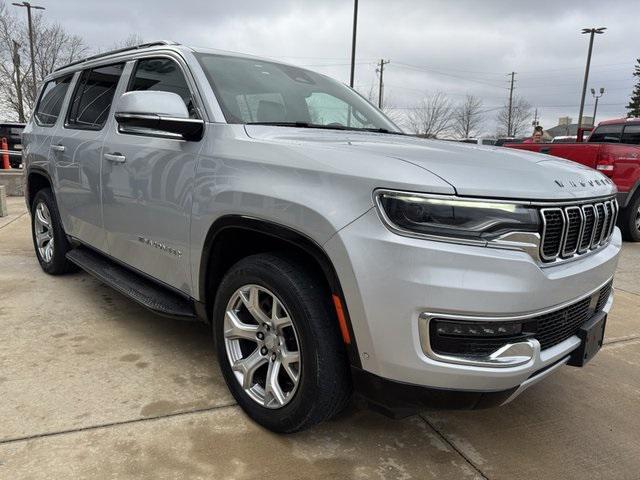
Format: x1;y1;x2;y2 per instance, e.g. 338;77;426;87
496;96;533;137
110;33;145;50
0;1;88;119
407;92;454;138
452;95;483;139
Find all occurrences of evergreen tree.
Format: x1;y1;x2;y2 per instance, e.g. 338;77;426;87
627;58;640;118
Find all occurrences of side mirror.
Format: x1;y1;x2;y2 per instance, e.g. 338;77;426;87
114;91;204;141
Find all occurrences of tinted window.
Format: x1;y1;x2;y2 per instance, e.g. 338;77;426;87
128;58;197;118
34;76;72;126
67;64;124;129
589;124;623;143
621;125;640;145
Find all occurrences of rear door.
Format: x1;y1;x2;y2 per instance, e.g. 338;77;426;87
100;56;203;294
51;63;126;251
23;75;73;195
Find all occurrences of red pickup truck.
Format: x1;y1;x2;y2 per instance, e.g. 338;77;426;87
506;117;640;241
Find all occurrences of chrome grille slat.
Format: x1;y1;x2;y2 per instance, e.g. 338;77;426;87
540;198;617;263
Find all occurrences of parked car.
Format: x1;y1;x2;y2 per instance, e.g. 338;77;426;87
22;41;620;432
505;117;640;241
459;137;497;146
0;122;25;168
551;135;578;143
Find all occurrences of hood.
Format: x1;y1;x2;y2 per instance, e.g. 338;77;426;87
245;126;616;201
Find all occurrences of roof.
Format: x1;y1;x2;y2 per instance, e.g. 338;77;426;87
597;117;640;126
546;123;580;137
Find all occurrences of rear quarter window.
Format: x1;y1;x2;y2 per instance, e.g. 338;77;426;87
589;124;623;143
34;75;73;126
621;125;640;145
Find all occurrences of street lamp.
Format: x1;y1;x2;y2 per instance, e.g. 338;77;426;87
349;0;358;88
577;27;606;129
591;87;605;125
12;1;46;99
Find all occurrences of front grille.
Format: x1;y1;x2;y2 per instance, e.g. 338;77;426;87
430;281;613;357
540;198;617;263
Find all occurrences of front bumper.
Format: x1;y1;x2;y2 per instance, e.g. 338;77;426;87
324;207;621;394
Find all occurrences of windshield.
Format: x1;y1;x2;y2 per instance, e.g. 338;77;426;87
195;53;401;133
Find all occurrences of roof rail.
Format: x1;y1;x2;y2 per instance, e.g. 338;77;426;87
54;40;179;72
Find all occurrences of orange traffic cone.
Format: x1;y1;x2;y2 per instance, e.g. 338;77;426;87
1;137;10;170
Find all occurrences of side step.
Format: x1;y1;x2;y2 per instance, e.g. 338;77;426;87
66;246;197;321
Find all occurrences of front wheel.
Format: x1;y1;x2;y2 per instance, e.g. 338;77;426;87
620;193;640;242
213;253;351;433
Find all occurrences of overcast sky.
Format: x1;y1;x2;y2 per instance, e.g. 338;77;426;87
21;0;640;134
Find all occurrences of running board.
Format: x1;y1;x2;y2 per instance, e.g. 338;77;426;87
66;246;197;321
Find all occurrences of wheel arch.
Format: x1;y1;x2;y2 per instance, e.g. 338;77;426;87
26;167;55;209
198;215;361;367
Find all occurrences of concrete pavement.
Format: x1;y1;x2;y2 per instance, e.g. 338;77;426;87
1;197;639;479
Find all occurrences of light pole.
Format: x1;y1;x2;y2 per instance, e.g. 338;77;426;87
578;27;606;128
12;2;45;100
349;0;358;88
591;87;605;125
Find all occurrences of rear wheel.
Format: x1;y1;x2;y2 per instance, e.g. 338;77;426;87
213;253;351;433
31;188;77;274
620;193;640;242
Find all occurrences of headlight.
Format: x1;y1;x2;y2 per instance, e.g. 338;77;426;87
375;190;539;242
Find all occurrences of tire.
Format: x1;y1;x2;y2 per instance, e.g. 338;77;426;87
213;253;352;433
31;188;77;274
619;193;640;242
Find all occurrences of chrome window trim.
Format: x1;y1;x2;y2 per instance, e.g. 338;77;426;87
418;276;613;368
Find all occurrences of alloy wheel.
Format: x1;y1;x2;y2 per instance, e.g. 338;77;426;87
34;202;54;263
223;284;302;409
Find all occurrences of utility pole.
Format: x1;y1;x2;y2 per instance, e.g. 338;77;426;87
349;0;358;88
507;72;516;137
377;59;390;109
591;87;605;125
578;27;606;128
12;2;46;99
12;40;25;122
532;108;539;128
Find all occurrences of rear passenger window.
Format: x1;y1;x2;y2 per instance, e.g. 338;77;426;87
622;125;640;145
128;58;198;118
34;75;72;126
589;124;623;143
67;64;124;129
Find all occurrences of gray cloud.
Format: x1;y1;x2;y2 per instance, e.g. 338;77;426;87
28;0;640;133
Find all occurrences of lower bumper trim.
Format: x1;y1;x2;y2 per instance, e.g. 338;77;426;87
352;367;517;419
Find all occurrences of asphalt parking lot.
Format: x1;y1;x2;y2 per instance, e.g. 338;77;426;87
1;196;640;480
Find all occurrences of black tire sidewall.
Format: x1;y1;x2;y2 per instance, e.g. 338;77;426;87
213;254;349;433
31;188;73;274
622;194;640;242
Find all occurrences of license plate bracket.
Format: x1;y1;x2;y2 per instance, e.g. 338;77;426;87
568;311;607;367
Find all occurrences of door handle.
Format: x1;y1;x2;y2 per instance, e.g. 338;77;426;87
51;144;65;152
104;153;126;164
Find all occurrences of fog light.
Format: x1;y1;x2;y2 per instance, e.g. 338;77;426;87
433;320;522;337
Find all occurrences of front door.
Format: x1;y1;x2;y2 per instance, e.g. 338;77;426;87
101;56;203;295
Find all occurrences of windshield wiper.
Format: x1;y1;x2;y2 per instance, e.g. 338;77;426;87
246;122;404;134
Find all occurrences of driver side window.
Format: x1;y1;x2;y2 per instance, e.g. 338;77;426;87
128;57;199;118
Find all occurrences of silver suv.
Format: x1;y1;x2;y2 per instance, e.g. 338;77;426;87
22;41;621;432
